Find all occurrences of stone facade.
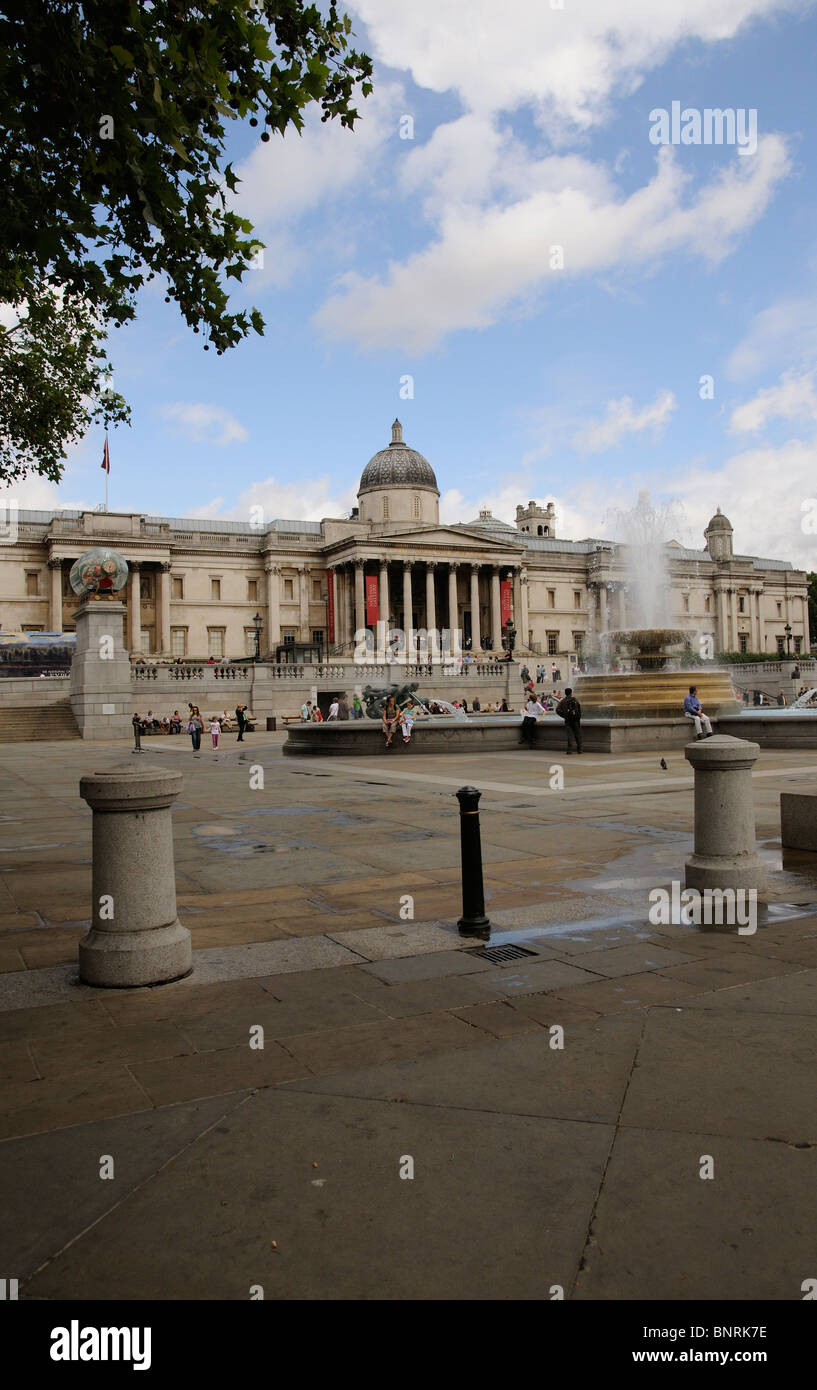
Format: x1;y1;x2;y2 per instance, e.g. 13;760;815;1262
0;424;809;660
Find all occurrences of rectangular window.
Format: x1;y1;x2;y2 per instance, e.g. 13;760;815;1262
683;594;690;612
547;589;556;609
244;628;257;657
170;628;186;657
210;578;221;601
777;602;782;616
739;634;748;653
547;630;559;655
25;571;39;596
312;579;321;601
705;595;711;613
284;579;294;600
172;576;183;600
282;628;296;643
573;591;581;610
738;595;745;613
795;636;802;654
572;632;584;655
247;579;258;602
22;623;44;631
207;628;225;658
140;629;152;654
311;629;324;646
141;573;153;600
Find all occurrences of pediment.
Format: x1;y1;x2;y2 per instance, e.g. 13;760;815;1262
380;525;524;551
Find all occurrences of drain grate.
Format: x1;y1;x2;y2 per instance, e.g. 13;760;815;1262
464;943;538;963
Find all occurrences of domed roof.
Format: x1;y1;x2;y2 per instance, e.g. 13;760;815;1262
463;508;517;534
706;506;732;531
359;420;439;494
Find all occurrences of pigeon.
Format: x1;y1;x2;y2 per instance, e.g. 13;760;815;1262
659;758;668;770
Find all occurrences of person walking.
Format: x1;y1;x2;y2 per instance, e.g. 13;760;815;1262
683;685;713;739
520;665;530;688
187;706;203;754
352;694;363;720
556;687;583;754
327;697;340;720
209;715;221;751
235;703;247;742
337;692;349;719
300;699;312;722
519;693;546;748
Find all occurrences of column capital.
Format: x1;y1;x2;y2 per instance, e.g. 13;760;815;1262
354;557;365;570
159;561;172;573
47;557;63;569
470;562;480;575
264;562;281;575
449;559;459;571
129;560;142;573
425;559;437;571
403;558;413;571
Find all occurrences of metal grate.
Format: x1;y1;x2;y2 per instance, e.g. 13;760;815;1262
464;944;538;963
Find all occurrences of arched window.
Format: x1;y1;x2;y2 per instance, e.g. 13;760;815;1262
382;496;389;520
542;526;549;536
537;525;543;535
413;495;421;519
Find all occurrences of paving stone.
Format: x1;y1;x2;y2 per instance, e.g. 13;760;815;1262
359;950;494;984
0;1065;150;1141
670;969;817;1016
576;1127;817;1300
287;1014;643;1125
30;1021;194;1078
475;958;603;997
173;992;388;1051
130;1040;306;1106
658;953;801;991
620;1007;817;1141
570;941;699;977
21;1090;611;1301
327;921;465;960
280;1010;480;1075
452;1001;540;1037
548;971;702;1015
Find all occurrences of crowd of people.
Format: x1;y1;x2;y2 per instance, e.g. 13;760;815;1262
133;703;255;753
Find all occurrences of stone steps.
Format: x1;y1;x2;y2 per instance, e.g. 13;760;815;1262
0;699;80;743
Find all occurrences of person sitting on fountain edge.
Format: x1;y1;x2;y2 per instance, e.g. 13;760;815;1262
683;685;714;739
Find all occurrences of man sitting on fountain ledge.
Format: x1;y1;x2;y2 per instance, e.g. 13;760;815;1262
684;685;714;739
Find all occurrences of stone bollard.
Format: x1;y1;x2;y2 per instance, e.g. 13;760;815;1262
456;785;491;937
78;767;192;987
684;735;766;893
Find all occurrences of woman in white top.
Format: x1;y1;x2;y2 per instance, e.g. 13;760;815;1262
209;717;221;750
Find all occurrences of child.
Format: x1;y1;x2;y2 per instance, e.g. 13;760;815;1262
209;716;221;750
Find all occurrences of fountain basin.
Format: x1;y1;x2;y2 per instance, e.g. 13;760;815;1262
573;669;741;721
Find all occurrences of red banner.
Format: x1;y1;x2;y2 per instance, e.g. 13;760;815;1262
327;568;335;644
365;574;379;626
500;579;512;627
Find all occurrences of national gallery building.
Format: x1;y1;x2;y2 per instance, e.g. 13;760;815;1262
0;421;810;662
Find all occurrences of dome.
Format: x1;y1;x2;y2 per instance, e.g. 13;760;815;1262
463;508;517;534
359;420;439;494
706;506;732;531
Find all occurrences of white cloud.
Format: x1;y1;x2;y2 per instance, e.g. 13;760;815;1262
316;137;790;351
224;476;357;526
729;369;817;432
727;295;817;379
574;389;678;453
352;0;805;128
160;403;248;446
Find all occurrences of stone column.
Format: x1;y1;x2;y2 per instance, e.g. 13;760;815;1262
48;559;63;633
403;561;414;659
78;767;192;987
717;587;729;652
354;560;366;636
379;561;390;631
158;561;172;655
491;566;502;651
425;562;437;655
684;735;766;893
447;562;459;653
520;568;530;650
729;589;739;653
754;589;763;654
469;565;481;653
330;568;340;651
265;563;281;654
127;561;141;653
298;565;310;641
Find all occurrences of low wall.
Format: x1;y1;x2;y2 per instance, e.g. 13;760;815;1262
719;713;817;748
0;677;71;706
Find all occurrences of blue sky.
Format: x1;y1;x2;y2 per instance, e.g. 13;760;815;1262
8;0;817;568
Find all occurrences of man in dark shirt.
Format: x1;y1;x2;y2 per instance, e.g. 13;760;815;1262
556;687;582;754
235;704;246;742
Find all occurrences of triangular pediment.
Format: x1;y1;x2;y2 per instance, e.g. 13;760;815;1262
376;525;524;551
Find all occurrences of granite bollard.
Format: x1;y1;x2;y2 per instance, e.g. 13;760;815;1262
684;734;766;893
78;767;192;987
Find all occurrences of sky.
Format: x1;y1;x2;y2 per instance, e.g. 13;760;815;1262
6;0;817;568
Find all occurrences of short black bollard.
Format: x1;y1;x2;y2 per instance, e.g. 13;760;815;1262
456;785;491;936
132;715;143;754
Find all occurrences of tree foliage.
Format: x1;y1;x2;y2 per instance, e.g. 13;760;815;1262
0;0;373;482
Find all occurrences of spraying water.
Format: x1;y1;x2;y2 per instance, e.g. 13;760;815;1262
606;490;685;629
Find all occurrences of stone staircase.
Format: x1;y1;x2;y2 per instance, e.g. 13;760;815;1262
0;699;80;744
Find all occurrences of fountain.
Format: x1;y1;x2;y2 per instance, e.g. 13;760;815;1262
573;494;741;725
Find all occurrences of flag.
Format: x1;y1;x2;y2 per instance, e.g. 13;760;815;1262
101;434;110;473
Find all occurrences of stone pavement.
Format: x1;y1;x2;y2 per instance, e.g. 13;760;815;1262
0;733;815;1299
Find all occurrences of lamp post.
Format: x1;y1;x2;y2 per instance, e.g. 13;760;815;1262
502;618;516;661
784;623;792;656
252;612;262;659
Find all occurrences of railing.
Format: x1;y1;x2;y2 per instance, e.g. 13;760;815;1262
131;664;251;681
